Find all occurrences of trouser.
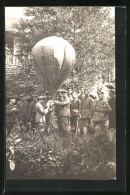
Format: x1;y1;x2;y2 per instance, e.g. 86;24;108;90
35;122;46;138
79;118;91;134
70;116;79;133
6;123;14;134
19;116;30;130
30;119;35;130
109;116;116;129
90;120;105;133
58;116;71;134
45;112;51;134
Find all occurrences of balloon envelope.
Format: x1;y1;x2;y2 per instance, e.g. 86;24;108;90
32;36;75;97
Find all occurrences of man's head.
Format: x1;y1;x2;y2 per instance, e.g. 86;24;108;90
62;91;68;99
32;94;38;101
67;88;72;95
80;87;85;94
9;95;17;104
10;98;16;104
109;89;115;97
38;96;47;103
84;89;89;97
97;91;104;100
20;94;26;101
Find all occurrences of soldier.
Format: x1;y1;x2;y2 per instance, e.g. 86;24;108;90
44;94;53;135
90;91;112;135
67;87;73;102
18;94;30;130
70;91;81;133
55;90;63;130
6;95;19;134
78;87;85;101
29;94;38;131
79;89;94;135
54;90;71;135
108;89;116;129
35;96;49;132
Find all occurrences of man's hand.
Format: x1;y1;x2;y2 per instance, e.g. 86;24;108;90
12;108;17;112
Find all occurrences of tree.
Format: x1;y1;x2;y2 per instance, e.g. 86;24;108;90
8;7;115;95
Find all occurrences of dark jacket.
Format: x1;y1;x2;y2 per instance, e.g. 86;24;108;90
92;99;112;121
80;96;94;119
6;103;19;123
70;98;81;116
55;97;70;117
19;100;29;121
29;101;36;120
108;96;116;128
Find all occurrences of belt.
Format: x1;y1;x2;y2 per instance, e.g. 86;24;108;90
95;110;105;113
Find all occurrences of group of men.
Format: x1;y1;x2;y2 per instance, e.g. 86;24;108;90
6;85;116;136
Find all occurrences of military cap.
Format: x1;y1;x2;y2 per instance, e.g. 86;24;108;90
38;95;47;100
20;94;26;97
97;91;104;95
9;95;18;99
32;94;38;97
105;84;115;89
44;91;49;95
109;89;115;94
89;94;96;99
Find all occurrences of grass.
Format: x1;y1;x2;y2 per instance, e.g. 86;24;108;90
6;122;116;180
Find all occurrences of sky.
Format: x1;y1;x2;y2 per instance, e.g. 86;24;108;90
5;7;25;18
5;7;115;19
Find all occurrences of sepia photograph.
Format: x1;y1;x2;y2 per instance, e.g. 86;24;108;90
5;6;116;180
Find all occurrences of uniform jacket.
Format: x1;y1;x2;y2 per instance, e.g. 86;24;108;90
29;101;36;119
108;96;116;118
108;96;116;128
70;98;81;116
55;97;70;117
78;94;85;101
80;96;94;119
6;103;19;123
18;100;29;120
92;99;112;121
35;102;47;123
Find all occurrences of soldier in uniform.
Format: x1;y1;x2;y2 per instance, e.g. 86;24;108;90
35;96;49;132
6;95;19;134
18;94;30;130
78;87;85;101
70;91;81;133
54;90;71;134
44;94;53;135
55;89;63;130
90;91;112;134
29;94;38;131
108;89;116;129
79;89;94;134
67;87;73;102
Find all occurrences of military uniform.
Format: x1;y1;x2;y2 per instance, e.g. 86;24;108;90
78;94;85;101
18;100;30;129
108;96;116;129
91;99;112;132
29;100;36;130
79;96;94;134
44;100;52;134
55;97;71;134
70;98;81;132
6;103;19;134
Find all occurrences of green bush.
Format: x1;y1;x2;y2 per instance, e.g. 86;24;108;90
6;124;116;180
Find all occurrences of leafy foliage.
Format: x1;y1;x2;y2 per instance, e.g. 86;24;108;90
6;123;116;179
8;7;115;94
